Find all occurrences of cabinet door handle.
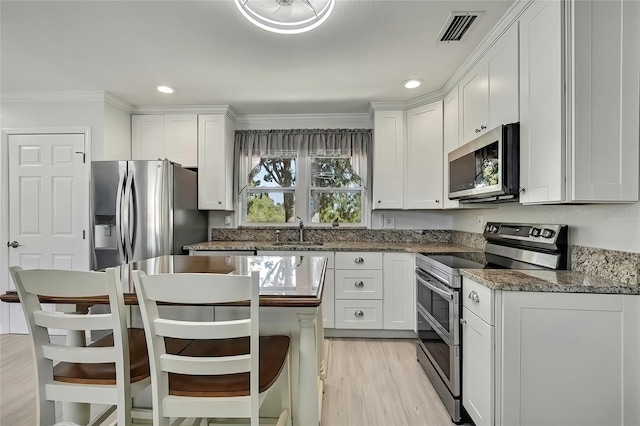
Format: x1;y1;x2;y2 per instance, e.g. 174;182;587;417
354;280;364;288
480;125;487;130
354;257;364;264
460;318;467;325
475;128;481;133
354;310;364;318
377;200;381;203
519;187;526;193
468;291;480;303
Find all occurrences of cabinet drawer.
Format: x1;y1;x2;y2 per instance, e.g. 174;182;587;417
335;270;383;300
335;300;383;329
462;278;494;325
335;252;382;270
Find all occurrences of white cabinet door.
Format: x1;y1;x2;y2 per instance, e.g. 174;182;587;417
570;0;639;202
500;291;639;426
164;114;198;168
405;101;443;209
132;114;198;168
487;23;519;129
519;0;564;204
372;110;404;209
459;64;489;144
519;0;639;204
198;114;235;210
382;253;415;330
462;306;494;426
443;87;460;209
132;115;164;161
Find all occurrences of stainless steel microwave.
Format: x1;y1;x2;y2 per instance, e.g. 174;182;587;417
448;123;519;202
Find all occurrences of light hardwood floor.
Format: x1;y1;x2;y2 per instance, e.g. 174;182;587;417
1;335;454;425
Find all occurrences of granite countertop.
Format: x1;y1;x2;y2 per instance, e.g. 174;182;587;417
460;269;640;295
184;241;481;254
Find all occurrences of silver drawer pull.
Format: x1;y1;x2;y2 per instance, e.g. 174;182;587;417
468;291;480;303
354;280;364;288
354;310;364;318
354;257;364;264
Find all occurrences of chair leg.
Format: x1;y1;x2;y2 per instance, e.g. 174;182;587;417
279;353;292;426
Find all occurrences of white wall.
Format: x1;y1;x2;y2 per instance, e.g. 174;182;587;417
371;210;452;230
103;102;131;160
451;202;640;252
1;96;105;158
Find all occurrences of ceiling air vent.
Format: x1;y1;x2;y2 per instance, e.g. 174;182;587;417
437;12;483;42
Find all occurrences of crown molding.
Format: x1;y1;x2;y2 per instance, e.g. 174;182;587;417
104;92;133;113
132;104;238;120
1;90;106;103
235;113;371;130
441;0;533;95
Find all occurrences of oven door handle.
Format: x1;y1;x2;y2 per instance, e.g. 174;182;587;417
416;272;454;300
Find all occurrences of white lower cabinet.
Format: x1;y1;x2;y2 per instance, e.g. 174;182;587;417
334;252;383;329
462;277;640;426
462;306;494;426
382;253;415;330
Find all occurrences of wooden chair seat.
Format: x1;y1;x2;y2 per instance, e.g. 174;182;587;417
54;329;192;385
169;335;290;397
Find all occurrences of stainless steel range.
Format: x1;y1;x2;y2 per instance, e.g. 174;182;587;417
415;222;568;423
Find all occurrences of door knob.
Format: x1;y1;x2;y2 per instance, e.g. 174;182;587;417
7;241;20;248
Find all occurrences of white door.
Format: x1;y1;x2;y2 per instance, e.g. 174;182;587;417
6;133;88;334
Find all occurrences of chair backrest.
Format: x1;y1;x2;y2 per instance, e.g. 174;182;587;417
9;266;130;423
132;270;260;422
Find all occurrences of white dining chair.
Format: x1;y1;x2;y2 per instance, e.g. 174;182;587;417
9;266;155;426
132;270;292;426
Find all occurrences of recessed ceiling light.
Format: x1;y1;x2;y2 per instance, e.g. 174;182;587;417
156;85;175;94
402;79;422;89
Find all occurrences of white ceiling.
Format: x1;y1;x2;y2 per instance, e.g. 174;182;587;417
1;0;514;115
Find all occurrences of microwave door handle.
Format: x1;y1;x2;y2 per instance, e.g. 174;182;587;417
416;273;454;300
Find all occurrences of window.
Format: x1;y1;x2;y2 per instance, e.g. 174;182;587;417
236;129;370;227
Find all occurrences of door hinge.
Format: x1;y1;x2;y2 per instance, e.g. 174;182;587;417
75;151;86;163
83;230;86;240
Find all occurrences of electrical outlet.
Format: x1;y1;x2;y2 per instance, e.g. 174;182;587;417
383;217;395;229
477;215;484;229
224;215;232;225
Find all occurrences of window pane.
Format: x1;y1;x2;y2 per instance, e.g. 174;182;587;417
310;158;362;188
310;191;362;224
246;191;296;223
249;158;296;188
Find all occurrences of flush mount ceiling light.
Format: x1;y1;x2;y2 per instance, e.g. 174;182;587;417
234;0;335;35
156;85;175;94
402;79;422;89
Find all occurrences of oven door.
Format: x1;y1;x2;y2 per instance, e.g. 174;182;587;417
416;305;460;396
416;268;459;345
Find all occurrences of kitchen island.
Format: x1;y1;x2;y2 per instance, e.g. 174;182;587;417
2;254;328;426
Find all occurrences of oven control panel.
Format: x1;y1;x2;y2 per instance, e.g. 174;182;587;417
484;222;567;246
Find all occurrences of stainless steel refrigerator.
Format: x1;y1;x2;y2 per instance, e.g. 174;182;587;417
91;159;208;271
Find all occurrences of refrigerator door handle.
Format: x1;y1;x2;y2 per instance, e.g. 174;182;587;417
123;172;135;260
115;171;126;262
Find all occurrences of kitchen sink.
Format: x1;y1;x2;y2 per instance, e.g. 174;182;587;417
273;241;324;246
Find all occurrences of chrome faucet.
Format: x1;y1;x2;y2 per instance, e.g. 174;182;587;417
296;216;304;242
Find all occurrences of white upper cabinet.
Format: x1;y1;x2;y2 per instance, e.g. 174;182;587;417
405;101;443;209
198;112;236;210
519;0;639;204
459;24;520;145
372;103;443;211
443;87;460;209
131;114;198;168
372;110;405;209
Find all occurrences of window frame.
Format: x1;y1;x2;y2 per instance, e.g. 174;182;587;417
240;154;369;227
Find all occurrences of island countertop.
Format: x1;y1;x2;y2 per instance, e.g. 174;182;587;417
460;269;640;295
1;255;329;307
